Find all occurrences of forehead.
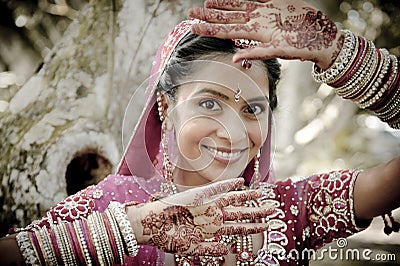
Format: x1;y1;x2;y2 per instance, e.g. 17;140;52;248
178;58;270;99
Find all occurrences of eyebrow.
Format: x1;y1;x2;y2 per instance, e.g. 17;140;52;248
247;96;270;103
193;88;270;103
193;88;230;100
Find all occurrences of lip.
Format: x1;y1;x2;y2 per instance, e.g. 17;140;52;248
202;145;247;164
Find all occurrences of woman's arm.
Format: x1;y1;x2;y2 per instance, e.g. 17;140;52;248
0;178;274;265
189;0;400;221
0;234;24;265
354;157;400;220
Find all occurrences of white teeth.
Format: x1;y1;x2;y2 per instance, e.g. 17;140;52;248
207;147;241;159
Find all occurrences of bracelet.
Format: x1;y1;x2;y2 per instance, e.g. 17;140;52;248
17;210;128;265
16;231;40;266
330;36;367;87
87;211;105;264
38;227;58;265
312;30;358;84
355;49;389;103
108;201;139;257
72;219;93;265
29;230;45;264
358;54;397;109
104;209;125;264
336;41;377;99
376;86;400;122
57;222;77;265
93;211;114;265
389;121;400;129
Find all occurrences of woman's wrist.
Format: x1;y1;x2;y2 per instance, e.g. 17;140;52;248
126;203;150;245
312;30;357;83
315;30;346;70
312;29;400;129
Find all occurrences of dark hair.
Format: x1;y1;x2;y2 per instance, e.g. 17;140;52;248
157;33;281;110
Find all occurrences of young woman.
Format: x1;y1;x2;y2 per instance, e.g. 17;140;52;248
1;0;399;265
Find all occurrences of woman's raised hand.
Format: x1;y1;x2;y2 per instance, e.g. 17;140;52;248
128;178;274;256
189;0;343;69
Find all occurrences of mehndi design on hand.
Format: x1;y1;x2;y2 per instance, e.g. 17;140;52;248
140;178;274;256
189;0;341;69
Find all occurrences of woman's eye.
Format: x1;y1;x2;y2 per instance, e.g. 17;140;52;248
245;104;265;116
199;99;222;111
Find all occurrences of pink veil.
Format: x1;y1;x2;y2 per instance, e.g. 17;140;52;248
115;19;275;196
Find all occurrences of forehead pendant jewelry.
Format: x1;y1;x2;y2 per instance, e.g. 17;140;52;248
241;59;252;69
235;84;242;102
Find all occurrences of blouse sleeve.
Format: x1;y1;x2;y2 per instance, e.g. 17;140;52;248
293;170;369;250
257;169;370;263
280;169;370;252
16;174;152;231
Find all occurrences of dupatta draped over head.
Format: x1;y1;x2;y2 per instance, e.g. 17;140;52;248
116;19;275;197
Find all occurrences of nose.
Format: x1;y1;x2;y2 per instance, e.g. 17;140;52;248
216;115;247;144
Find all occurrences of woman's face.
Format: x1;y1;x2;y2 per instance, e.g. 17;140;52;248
166;57;270;188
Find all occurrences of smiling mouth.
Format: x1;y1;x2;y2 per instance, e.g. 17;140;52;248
202;145;247;164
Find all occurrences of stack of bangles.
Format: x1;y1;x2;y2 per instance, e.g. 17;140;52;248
312;30;400;129
15;201;138;265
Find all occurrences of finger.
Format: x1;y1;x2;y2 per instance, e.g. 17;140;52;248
223;206;275;221
186;242;229;256
193;178;245;205
204;0;264;11
215;190;262;208
164;178;244;206
202;177;245;198
188;7;250;24
216;224;268;235
191;22;261;39
232;44;298;63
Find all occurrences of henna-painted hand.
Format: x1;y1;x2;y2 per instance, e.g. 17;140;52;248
127;178;274;256
189;0;344;69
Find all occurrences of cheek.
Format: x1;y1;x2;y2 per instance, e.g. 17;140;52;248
175;119;214;158
247;121;267;148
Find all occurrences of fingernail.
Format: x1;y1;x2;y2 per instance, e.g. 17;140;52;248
188;7;201;18
204;1;214;8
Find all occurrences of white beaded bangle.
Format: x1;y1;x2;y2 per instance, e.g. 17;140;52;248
108;201;139;257
312;30;357;84
16;231;40;266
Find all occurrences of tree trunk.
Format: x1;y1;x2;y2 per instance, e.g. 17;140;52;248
0;0;201;235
